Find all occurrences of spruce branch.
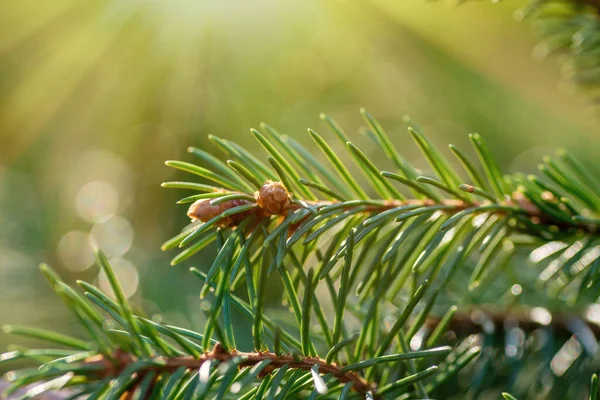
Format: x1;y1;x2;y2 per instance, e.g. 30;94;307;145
461;0;600;102
2;252;462;399
154;110;600;397
163;110;600;294
78;343;379;397
517;0;600;98
424;305;600;337
4;112;600;398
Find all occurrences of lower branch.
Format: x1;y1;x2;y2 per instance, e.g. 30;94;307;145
425;306;600;337
89;343;378;398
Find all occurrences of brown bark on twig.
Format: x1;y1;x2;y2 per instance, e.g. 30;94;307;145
189;183;599;237
85;343;378;399
424;306;600;337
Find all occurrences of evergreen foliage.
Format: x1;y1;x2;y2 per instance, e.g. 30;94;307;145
2;109;600;398
519;0;600;98
3;1;600;399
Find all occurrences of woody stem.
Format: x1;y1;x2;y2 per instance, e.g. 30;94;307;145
90;343;379;398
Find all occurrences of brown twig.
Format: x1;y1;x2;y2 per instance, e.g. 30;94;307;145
424;306;600;337
196;194;598;241
186;181;599;238
86;343;378;398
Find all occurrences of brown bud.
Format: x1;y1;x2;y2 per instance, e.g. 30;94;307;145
187;198;251;227
210;342;229;357
187;199;223;223
255;181;291;215
461;184;475;193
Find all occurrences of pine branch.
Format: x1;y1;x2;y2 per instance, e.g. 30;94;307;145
460;1;600;101
424;305;600;337
79;343;378;397
1;252;460;399
183;187;597;238
153;111;600;396
4;111;599;398
517;0;600;97
163;110;600;294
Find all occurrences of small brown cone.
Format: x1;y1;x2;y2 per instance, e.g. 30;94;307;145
187;199;223;222
255;181;291;215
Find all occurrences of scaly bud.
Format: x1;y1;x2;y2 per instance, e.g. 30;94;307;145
255;181;291;215
187;197;251;227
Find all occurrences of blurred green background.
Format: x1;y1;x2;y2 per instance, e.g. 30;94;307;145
1;0;598;355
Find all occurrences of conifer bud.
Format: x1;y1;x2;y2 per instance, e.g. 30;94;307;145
255;181;290;215
187;197;251;227
187;199;222;223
